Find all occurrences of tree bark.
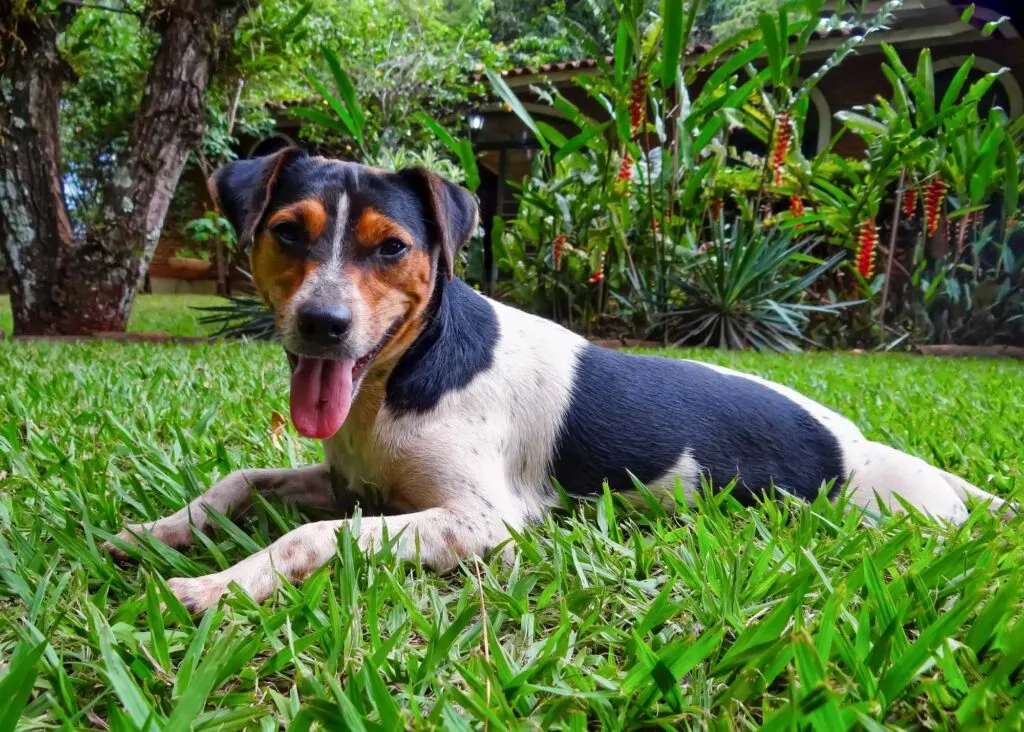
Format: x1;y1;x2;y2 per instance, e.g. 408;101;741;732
0;0;252;334
0;5;80;333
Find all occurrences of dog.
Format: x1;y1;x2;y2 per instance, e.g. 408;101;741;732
105;149;1009;612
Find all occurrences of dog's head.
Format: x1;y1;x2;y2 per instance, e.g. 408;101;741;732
209;149;478;439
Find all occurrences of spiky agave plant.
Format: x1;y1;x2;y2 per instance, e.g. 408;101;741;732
666;218;849;352
193;271;276;340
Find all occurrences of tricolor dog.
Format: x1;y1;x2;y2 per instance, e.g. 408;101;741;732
106;149;1008;612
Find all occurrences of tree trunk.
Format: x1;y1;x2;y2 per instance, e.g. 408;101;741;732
0;0;252;335
0;6;80;333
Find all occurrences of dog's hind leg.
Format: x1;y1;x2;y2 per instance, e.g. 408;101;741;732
843;441;970;525
104;464;337;559
936;469;1015;518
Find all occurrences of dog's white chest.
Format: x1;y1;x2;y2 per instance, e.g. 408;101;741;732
322;426;392;504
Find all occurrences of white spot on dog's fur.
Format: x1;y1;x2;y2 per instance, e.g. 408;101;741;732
328;192;349;275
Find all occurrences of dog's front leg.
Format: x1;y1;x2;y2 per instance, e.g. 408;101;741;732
166;505;512;613
104;465;338;558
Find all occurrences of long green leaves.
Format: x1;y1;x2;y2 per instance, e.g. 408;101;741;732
293;47;369;155
669;219;849;351
484;68;550;153
0;639;47;732
660;0;684;91
417;114;480;192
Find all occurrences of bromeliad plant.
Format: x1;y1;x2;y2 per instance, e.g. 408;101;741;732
666;217;847;351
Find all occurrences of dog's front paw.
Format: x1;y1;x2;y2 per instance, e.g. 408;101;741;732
102;523;150;562
103;519;193;561
167;575;230;614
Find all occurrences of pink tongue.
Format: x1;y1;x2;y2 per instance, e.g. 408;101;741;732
289;357;354;439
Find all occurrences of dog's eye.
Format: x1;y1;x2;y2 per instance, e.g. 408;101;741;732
378;238;408;260
271;221;305;249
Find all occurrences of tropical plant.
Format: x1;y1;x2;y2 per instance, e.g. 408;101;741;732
464;0;897;347
829;43;1024;346
194;272;277;341
183;210;238;252
666;217;848;350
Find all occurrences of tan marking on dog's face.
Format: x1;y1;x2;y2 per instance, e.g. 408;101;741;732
355;208;416;250
251;231;310;311
251;199;326;311
282;198;328;240
342;242;433;358
342;208;435;370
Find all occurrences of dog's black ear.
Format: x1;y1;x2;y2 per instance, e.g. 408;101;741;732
208;147;303;249
399;168;479;280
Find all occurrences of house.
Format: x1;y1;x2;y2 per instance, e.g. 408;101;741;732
144;0;1022;295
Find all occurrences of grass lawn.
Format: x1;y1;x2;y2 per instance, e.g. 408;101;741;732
0;294;225;337
1;334;1023;727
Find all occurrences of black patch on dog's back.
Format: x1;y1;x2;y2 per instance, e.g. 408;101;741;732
553;345;845;501
386;278;498;412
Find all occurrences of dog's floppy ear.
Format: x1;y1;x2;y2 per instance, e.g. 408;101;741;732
400;167;479;280
208;147;303;249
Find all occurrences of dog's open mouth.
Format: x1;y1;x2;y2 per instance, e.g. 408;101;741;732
287;321;401;440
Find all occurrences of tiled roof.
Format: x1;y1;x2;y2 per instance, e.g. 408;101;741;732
481;22;864;82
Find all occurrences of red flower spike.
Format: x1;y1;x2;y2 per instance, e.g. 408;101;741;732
618;153;633;183
710;197;724;222
926;178;947;236
789;195;805;217
552;233;567;271
855;219;878;279
590;251;606;283
789;196;806;229
629;73;647;138
770;113;792;186
902;187;918;220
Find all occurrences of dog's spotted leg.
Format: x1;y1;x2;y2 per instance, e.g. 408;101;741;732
166;505;512;613
844;442;971;524
104;465;337;559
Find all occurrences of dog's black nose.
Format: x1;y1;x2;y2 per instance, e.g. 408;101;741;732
297;303;352;345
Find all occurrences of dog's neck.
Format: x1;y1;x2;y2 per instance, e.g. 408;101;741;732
383;275;499;414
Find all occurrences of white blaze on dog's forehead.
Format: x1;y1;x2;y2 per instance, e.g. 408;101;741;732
328;191;350;273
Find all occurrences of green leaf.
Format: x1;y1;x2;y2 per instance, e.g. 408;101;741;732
622;626;725;706
878;594;977;704
416;112;459;152
759;12;784;85
1003;133;1020;221
167;630;262;732
939;56;975;112
417;113;480;191
0;639;46;732
553;122;610;164
321;46;366;136
836;111;888;136
614;19;630;89
456;140;481;192
536;121;569;147
661;0;684;91
87;603;160;730
982;17;1009;37
485;68;549;153
280;1;314;36
144;574;170;673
